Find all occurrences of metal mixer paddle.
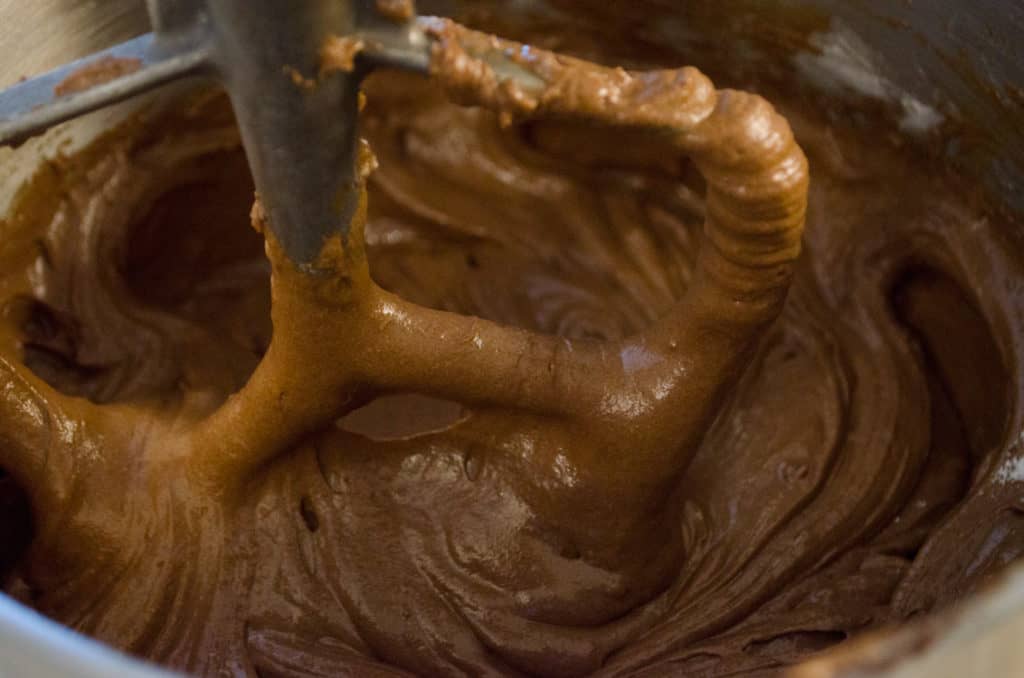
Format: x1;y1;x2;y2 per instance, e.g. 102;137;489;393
0;0;540;268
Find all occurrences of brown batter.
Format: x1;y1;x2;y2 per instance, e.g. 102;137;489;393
375;0;416;24
53;56;143;97
1;4;1023;678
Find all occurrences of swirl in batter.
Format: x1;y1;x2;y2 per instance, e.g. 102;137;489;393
0;6;1022;678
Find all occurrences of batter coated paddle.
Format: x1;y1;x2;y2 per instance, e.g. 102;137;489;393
0;3;810;675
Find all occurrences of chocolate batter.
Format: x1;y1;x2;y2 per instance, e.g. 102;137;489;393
1;4;1023;678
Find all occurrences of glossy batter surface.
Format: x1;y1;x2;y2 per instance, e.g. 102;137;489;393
0;4;1023;678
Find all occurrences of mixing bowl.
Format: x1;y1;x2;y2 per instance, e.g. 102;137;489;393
0;1;1021;676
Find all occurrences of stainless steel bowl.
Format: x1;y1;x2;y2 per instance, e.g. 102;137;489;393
0;1;1021;676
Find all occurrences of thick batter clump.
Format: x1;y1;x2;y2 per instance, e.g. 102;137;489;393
0;6;1022;678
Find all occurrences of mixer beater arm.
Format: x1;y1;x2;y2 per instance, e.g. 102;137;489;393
0;6;210;149
0;0;541;269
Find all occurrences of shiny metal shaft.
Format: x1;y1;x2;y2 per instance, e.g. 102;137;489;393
0;0;537;266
